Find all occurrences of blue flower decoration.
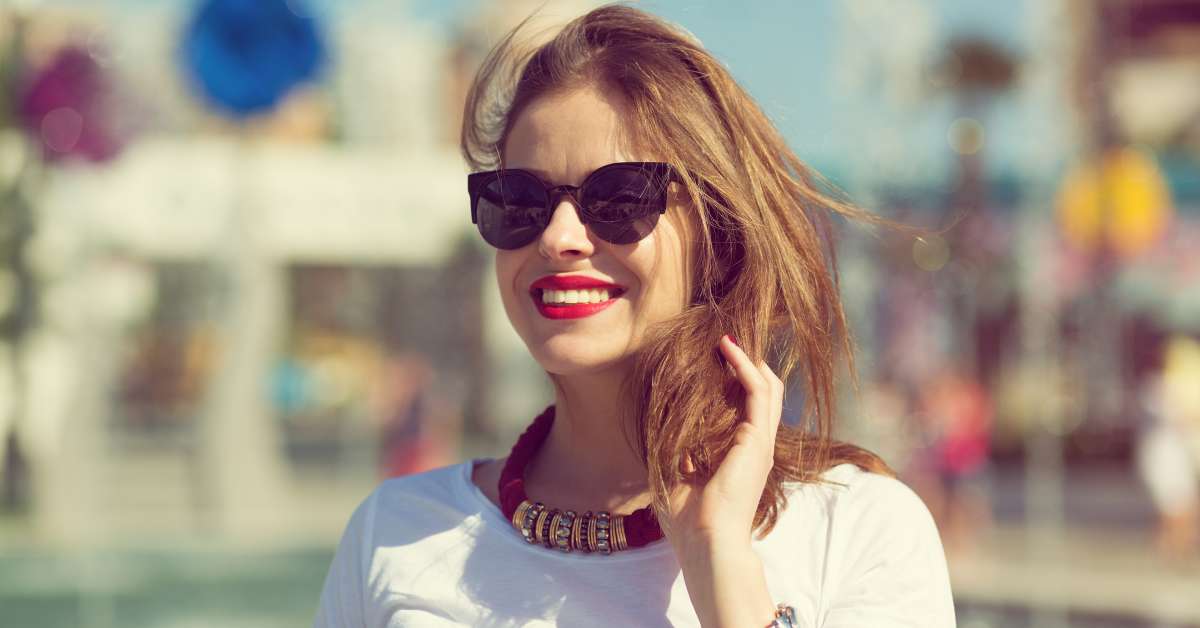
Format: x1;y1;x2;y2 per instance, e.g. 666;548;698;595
181;0;326;118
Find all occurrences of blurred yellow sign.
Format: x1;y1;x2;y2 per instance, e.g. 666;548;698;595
1056;147;1172;260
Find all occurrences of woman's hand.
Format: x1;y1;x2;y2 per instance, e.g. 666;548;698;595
665;334;785;549
664;334;783;627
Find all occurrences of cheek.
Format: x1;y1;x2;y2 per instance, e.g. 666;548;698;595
651;222;693;309
657;254;690;312
494;252;524;314
628;234;690;316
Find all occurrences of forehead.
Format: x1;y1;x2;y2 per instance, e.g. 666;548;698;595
503;85;638;184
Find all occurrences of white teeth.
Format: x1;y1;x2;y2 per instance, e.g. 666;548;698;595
540;288;613;305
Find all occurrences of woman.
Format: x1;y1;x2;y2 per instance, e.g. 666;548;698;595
315;5;955;627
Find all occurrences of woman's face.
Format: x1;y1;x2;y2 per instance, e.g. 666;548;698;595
496;85;692;376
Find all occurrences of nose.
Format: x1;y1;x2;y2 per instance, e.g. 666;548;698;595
537;195;595;261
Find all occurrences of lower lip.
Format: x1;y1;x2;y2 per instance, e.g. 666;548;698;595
532;293;620;319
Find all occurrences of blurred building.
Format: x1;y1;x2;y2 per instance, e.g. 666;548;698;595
0;0;592;544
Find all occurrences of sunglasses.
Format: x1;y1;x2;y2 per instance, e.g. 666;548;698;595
468;161;678;250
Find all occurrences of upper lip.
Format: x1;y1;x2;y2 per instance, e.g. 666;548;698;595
530;274;624;294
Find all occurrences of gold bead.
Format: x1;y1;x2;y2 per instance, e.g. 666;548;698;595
533;509;551;545
512;500;531;530
546;512;562;548
613;515;627;551
571;513;584;551
588;513;599;552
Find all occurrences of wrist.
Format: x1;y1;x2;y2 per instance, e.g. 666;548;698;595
669;525;751;557
673;534;774;628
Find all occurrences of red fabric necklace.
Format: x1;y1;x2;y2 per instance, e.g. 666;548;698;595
499;405;664;554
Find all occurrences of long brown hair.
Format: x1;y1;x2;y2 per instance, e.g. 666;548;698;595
462;4;894;539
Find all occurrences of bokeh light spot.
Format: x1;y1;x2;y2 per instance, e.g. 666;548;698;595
86;28;116;66
913;235;951;271
948;117;985;155
40;107;84;154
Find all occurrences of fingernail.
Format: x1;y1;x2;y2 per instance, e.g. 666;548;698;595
729;335;739;347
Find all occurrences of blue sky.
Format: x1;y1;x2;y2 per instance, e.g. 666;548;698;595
407;0;1032;185
93;0;1034;186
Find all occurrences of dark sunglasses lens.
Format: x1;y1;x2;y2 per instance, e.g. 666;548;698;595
476;173;549;249
581;167;665;245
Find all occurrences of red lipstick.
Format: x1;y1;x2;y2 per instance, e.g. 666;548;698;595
529;275;624;320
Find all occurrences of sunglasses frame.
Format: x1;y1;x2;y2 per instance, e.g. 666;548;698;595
467;161;678;249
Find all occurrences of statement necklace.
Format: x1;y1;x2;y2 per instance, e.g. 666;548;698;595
499;406;664;555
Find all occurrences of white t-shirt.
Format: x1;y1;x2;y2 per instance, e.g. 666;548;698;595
314;459;955;627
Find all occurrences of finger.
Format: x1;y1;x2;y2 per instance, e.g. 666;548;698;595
756;361;784;442
751;363;781;452
718;335;770;430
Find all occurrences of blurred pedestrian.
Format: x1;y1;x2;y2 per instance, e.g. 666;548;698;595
1137;335;1200;560
910;366;993;554
376;354;458;478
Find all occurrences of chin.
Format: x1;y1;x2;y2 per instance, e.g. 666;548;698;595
526;333;633;376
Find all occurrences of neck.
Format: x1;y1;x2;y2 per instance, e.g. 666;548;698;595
523;363;652;514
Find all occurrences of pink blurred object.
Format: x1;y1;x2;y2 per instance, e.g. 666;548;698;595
923;371;993;476
382;437;452;478
18;46;125;163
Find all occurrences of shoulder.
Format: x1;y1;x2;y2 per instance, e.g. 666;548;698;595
315;463;479;624
820;463;931;523
782;464;956;627
374;461;472;501
778;464;944;569
340;461;477;544
796;463;943;560
782;463;932;527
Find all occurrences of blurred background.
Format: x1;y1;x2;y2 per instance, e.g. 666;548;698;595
0;0;1196;626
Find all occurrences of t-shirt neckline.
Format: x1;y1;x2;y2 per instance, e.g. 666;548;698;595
453;457;676;563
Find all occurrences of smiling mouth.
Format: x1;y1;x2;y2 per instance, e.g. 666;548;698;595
530;287;624;319
537;287;620;305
